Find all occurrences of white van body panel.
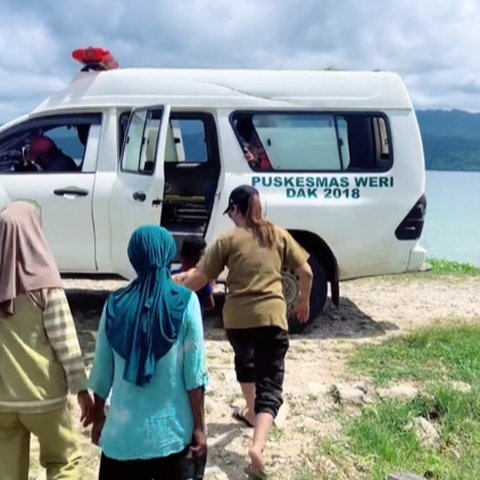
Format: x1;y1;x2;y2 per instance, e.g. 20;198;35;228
30;69;413;113
0;67;426;286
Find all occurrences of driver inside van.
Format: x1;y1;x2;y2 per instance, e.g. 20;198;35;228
23;136;78;172
235;118;273;171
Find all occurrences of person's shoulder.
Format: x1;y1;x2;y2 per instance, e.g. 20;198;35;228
218;227;238;240
184;288;201;318
171;281;191;296
207;228;237;248
273;224;287;235
228;227;258;246
272;225;290;242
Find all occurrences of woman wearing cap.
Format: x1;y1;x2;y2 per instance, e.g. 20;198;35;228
176;185;313;479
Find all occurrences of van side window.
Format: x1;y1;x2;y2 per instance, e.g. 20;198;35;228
0;114;101;174
166;119;208;163
121;110;161;174
231;112;393;172
120;112;211;168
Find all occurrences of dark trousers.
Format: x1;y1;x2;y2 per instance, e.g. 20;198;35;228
98;446;205;480
226;326;289;418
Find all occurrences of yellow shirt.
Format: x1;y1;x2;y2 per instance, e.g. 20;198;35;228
0;289;88;413
199;226;309;330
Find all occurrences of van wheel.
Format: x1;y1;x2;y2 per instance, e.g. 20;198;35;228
283;254;327;334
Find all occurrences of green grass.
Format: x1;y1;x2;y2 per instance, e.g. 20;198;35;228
424;258;479;276
270;426;285;441
345;387;480;479
292;467;314;480
303;325;480;480
348;324;480;386
381;258;479;283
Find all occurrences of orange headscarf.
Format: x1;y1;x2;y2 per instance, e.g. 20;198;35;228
0;201;63;315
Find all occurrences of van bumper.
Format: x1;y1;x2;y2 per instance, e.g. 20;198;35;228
406;244;426;272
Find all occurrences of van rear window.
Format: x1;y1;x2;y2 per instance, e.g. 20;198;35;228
231;112;392;172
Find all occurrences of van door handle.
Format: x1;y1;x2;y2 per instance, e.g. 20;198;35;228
53;187;89;197
132;191;147;202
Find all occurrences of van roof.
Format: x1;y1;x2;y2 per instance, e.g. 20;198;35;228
32;68;413;114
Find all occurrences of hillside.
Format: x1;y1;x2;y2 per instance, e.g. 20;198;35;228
416;109;480;171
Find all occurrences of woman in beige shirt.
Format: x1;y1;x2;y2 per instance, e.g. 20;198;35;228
176;185;313;479
0;201;91;480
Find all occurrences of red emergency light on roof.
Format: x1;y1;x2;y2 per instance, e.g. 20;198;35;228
72;47;119;71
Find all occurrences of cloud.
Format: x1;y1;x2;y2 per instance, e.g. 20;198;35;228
1;0;480;121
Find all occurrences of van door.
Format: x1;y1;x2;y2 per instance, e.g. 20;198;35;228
160;112;222;253
110;106;170;279
0;114;101;272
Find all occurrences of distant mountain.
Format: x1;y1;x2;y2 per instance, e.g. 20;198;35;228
416;109;480;139
416;109;480;171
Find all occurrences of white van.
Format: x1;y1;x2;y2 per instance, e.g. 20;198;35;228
0;48;427;332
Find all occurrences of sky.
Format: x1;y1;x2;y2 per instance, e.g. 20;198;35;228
1;0;479;121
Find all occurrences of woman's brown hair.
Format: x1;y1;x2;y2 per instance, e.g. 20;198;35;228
244;193;277;248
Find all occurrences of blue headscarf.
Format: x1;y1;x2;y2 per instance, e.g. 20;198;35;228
105;225;192;387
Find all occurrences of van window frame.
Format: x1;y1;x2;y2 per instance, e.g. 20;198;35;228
0;113;103;175
118;110;221;168
119;108;165;176
229;110;394;173
167;111;221;166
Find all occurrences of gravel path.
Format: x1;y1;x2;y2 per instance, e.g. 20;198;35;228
28;274;480;480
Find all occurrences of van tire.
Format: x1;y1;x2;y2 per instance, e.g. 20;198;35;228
284;254;327;334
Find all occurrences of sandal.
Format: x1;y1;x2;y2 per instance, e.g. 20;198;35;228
231;406;254;428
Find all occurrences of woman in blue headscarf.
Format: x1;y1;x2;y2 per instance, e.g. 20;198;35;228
86;225;208;480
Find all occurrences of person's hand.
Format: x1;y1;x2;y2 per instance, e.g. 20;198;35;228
244;150;255;162
172;271;191;285
91;414;106;446
187;429;207;459
77;390;93;425
293;296;310;323
89;404;107;446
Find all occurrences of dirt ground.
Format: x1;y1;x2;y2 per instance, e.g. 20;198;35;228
28;274;480;480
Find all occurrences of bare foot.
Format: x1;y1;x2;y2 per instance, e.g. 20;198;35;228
248;446;265;476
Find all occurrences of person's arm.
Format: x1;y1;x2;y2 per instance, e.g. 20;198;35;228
205;293;215;311
181;235;230;293
181;268;211;292
86;305;114;433
43;288;92;420
282;230;314;323
90;393;107;446
187;387;206;458
294;262;313;322
183;294;208;458
203;282;216;311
